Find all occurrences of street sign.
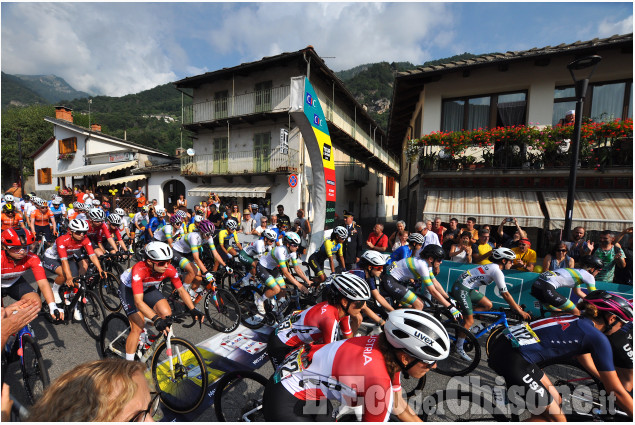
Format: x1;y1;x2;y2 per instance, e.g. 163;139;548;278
288;174;298;188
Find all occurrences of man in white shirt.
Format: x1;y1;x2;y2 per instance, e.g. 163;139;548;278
241;209;258;235
255;216;269;236
412;221;440;257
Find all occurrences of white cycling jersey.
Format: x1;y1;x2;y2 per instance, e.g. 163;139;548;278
133;212;149;227
457;263;508;292
536;268;596;291
243;239;271;259
388;257;436;288
172;231;215;254
259;245;298;270
153;224;183;242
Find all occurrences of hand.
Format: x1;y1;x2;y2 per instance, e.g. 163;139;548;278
2;299;39;336
99;270;107;279
225;265;233;274
298;284;309;295
586;241;594;251
189;308;204;323
204;272;215;283
520;311;532;321
153;317;170;334
49;305;64;321
66;278;76;288
450;307;463;322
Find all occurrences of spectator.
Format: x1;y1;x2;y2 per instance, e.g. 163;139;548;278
510;238;536;272
593;230;626;283
136;192;146;212
387;220;406;250
431;217;446;242
366;223;389;253
208;192;221;209
497;217;527;249
268;214;278;230
276;204;290;224
442;218;461;253
449;231;473;263
5;182;22;199
472;228;495;265
1;299;40;348
342;212;363;270
241;209;257;235
293;209;311;248
543;241;575;271
255;216;269;236
465;217;478;243
230;204;241;222
557;109;575;126
614;227;633;285
121;186;133;196
176;194;187;208
148;199;159;218
392;230;409;251
252;204;263;224
208;204;222;227
27;359;159;422
419;221;440;248
564;226;593;264
76;187;87;203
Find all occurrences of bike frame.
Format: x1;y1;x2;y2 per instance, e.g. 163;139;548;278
470;311;511;339
4;324;34;365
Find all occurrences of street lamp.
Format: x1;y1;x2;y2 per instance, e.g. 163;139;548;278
563;55;602;240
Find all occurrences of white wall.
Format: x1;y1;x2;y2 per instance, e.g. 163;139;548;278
86;138;127;155
147;171;198;209
33;139;59;192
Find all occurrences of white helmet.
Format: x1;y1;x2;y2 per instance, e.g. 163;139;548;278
408;233;425;245
384;309;450;363
33;197;46;207
69;219;89;232
4;195;14;203
72;201;83;210
52;197;62;205
88;208;106;222
107;214;121;225
114;208;125;216
81;202;91;211
284;231;302;245
330;273;371;301
491;247;516;261
262;229;278;242
225;218;238;231
92;199;101;206
361;250;387;267
145;241;173;261
333;226;348;240
193;215;203;223
155;206;166;216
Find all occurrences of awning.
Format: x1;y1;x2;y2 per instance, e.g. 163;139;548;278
422;190;545;228
188;184;271;198
53;160;137;177
543;191;633;232
97;174;149;187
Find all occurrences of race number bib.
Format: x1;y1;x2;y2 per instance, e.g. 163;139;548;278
503;323;540;348
273;345;311;383
538;270;557;280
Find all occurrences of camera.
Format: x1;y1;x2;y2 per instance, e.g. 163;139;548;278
506;217;514;223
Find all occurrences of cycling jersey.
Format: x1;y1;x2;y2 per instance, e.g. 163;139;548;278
315;239;343;261
1;251;47;287
120;261;182;295
23;203;36;219
87;221;112;246
388;257;435;288
105;226;123;242
45;233;96;260
152;224;182;242
214;228;240;249
1;212;24;231
147;217;165;234
607;321;633;369
259;245;298;270
119;216;130;233
388;245;412;265
275;301;352;347
30;208;53;226
455;263;508;292
49;204;66;216
535;268;596;291
242;239;270;258
133;212;149;229
172;231;216;254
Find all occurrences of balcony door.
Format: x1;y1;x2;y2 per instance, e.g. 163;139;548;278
253;132;270;173
213;137;228;174
215;90;228;119
254;81;272;113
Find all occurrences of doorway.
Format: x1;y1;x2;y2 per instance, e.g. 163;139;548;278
164;180;186;211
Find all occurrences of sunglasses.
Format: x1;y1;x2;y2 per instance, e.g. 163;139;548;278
151;260;170;267
92;220;104;224
599;238;610;242
128;392;162;422
288;243;299;248
370;265;384;271
72;231;87;235
557;249;568;252
420;360;437;368
350;300;366;309
7;246;28;253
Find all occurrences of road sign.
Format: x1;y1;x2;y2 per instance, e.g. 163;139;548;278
288;174;298;188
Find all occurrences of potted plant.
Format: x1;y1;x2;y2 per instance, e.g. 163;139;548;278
462;155;476;170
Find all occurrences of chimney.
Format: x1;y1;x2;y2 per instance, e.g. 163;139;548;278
54;106;73;123
91;124;101;132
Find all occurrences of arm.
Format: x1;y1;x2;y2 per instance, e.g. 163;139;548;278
567;256;575;268
394;389;423;422
50;215;57;236
211;247;227;268
513;218;526;238
471;246;489;263
292;263;311;287
372;288;395;312
106;237;118;253
598;370;633;417
543;255;552;271
360;304;385;326
191;250;208;275
448;244;463;258
304;219;311;234
501;291;531;320
614;243;626;269
497;219;506;238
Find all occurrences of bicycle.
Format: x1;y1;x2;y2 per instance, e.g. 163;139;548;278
233;277;302;329
32;231;51;257
99;312;208;414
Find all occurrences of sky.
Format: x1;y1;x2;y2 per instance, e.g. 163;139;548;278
1;2;632;97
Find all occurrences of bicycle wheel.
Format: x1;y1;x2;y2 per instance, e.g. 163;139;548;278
20;334;50;405
100;313;130;358
420;389;508;421
485;325;505;358
151;337;207;414
204;288;241;333
98;272;123;313
236;286;267;329
402;372;427;399
158;280;187;316
436;323;481;376
81;290;107;339
214;370;268;422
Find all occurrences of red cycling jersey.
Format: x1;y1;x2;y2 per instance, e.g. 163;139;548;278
104;226;122;242
276;336;399;422
87;222;112;246
121;261;183;295
1;251;47;287
275;301;352;347
45;233;96;260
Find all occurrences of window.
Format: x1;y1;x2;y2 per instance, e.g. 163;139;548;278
552;80;633;125
385;176;396;197
58;137;77;154
213;137;228;174
254;81;272;113
37;168;52;184
214;90;228;119
441;91;526;131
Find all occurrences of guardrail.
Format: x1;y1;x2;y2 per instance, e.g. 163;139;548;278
181;148;299;176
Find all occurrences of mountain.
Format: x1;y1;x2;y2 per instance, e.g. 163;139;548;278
1;72;49;108
2;73;90;107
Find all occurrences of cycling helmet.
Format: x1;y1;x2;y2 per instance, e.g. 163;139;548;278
198;220;215;236
33;197;46;207
584;290;633;323
88;208;106;222
142;205;149;212
408;233;425;245
330;273;371;301
52;197;62;205
3;204;14;214
4;195;14;203
155;206;166;216
361;250;388;267
491;247;516;261
175;210;187;219
333;226;348;240
262;229;278;242
384;309;450;363
144;241;173;261
193;215;203;224
72;201;82;210
107;214;121;225
169;215;182;225
69;219;89;232
114;208;125;216
420;244;445;260
2;228;35;246
580;255;604;271
225;218;238;231
284;232;302;245
92;199;101;206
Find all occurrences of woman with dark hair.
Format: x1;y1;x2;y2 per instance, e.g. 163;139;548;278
543;240;574;271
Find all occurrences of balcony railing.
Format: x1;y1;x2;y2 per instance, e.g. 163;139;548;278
337;161;370;185
181;148;299;176
183;85;291;124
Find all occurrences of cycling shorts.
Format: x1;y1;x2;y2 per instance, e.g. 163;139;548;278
308;253;326;277
262;377;334;422
451;282;485;315
41;256;80;277
381;275;418;308
34;224;54;243
171;251;199;273
487;333;553;413
530;280;575;311
266;331;295;370
1;276;36;301
118;282;164;316
238;250;255;269
256;263;285;290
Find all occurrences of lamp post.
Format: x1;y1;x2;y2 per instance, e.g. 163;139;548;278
563;55;602;240
17;131;25;195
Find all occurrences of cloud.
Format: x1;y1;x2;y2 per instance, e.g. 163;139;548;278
597;15;633;38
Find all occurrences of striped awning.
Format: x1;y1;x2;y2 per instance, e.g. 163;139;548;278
543;191;633;232
96;174;148;187
53;160;137;177
188;184;271;198
422;190;544;228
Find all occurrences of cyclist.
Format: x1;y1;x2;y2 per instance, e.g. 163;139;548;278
186;210;205;234
118;241;204;361
263;309;450;422
487;290;633;420
132;206;150;243
254;232;311;314
49;197;67;232
213;218;242;264
22;195;37;220
236;228;277;287
266;273;371;368
152;214;184;247
1;228;63;320
387;232;424;266
530;255;603;315
68;201;85;221
349;251;395;326
42;219;106;320
275;217;290;246
451;247;530;359
145;206;166;241
1;204;26;231
307;226;347;284
3;194;15;209
103;214;128;252
29;197;57;244
171;219;230;300
86;208;118;256
113;208;133;248
606;303;633;392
